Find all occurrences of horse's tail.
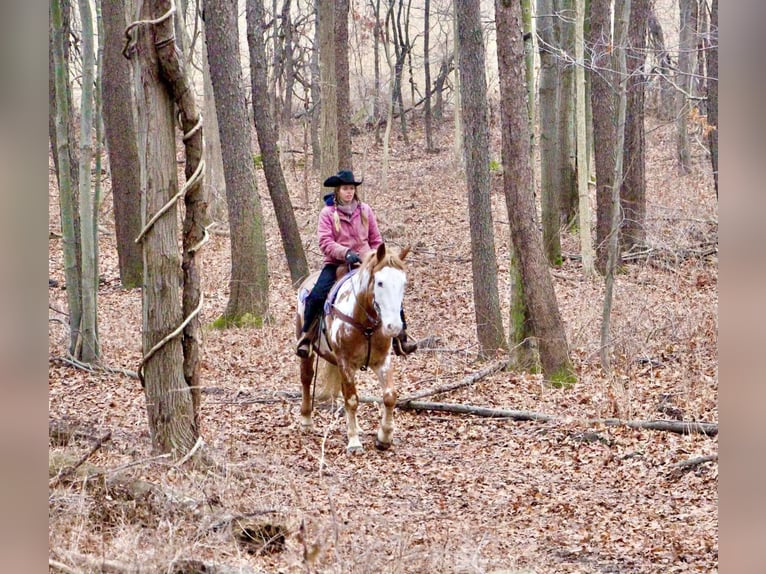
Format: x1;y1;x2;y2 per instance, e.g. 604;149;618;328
315;360;342;402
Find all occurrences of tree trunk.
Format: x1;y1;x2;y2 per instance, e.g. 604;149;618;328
555;0;577;226
102;0;143;288
76;0;99;363
707;0;718;198
537;0;562;266
50;0;83;359
575;0;595;275
205;0;270;323
600;0;630;372
589;0;615;274
318;0;339;191
201;27;228;223
621;0;649;252
131;0;198;455
310;1;321;170
452;3;463;168
521;0;536;197
496;0;575;385
675;0;697;174
456;0;508;358
246;0;309;287
423;0;434;152
335;0;353;170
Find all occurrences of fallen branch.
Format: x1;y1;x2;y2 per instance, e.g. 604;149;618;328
396;400;718;436
48;559;83;574
49;431;112;488
397;359;510;404
673;453;718;470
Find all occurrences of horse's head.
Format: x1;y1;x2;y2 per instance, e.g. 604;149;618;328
365;244;409;338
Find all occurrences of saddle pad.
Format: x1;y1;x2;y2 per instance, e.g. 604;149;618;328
324;268;358;316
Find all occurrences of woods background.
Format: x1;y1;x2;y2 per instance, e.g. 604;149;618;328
48;0;718;572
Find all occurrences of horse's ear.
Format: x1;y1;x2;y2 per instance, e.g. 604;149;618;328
398;245;410;261
376;243;386;262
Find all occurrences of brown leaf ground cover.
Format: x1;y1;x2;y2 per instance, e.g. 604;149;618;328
49;118;717;573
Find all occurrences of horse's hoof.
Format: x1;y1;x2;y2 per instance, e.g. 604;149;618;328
300;423;313;433
374;438;392;451
346;444;364;455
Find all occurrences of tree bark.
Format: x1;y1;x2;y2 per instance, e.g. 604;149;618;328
50;0;83;359
600;0;630;372
621;0;649;252
537;0;562;265
131;0;198;454
575;0;595;275
335;0;353;170
496;0;575;385
246;0;309;287
589;0;615;274
676;0;697;174
555;0;577;226
707;0;718;198
76;0;100;363
456;0;508;358
318;0;339;191
423;0;435;152
206;0;270;323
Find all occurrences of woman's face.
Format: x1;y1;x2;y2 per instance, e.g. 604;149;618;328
337;184;356;204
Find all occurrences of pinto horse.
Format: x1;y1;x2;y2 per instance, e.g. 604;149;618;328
295;243;410;453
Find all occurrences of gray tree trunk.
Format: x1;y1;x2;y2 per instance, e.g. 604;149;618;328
600;0;630;372
423;0;435;152
246;0;309;287
76;0;99;363
131;0;198;455
102;0;143;288
589;0;616;274
675;0;697;174
456;0;508;358
335;0;353;170
318;0;339;191
537;0;562;265
50;0;83;359
205;0;270;324
621;0;649;252
496;0;575;385
707;0;718;198
555;0;577;226
201;27;228;224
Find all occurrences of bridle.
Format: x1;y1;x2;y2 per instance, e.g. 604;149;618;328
330;267;382;371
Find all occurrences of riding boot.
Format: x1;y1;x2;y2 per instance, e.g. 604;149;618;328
392;309;418;356
297;298;323;358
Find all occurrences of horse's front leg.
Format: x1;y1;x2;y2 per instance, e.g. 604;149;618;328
338;361;364;454
374;356;396;450
299;356;314;432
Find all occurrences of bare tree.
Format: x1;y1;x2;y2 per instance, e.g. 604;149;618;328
621;0;649;252
423;0;435;152
205;0;270;324
127;0;202;454
247;0;309;287
456;0;507;358
537;0;562;265
589;0;616;274
707;0;718;198
335;0;353;170
50;0;83;359
555;0;577;227
102;0;143;287
676;0;697;173
600;0;630;372
496;0;575;384
318;0;339;188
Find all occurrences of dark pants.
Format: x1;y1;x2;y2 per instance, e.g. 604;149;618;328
300;263;408;335
301;264;338;334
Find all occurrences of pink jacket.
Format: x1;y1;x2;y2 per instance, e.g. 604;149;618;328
318;202;383;265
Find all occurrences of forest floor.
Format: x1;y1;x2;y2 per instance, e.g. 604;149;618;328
48;116;718;574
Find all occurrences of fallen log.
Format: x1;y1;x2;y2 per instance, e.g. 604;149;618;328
395;400;718;436
397;359;510;404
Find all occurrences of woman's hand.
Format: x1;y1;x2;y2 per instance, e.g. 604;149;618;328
345;250;361;265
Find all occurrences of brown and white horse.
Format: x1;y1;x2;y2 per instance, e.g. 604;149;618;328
295;244;410;453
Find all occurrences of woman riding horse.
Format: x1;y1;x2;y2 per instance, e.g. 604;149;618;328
296;169;417;358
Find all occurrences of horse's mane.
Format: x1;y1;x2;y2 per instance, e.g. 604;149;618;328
362;244;409;276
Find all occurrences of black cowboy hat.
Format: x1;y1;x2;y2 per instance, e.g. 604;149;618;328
323;169;363;188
